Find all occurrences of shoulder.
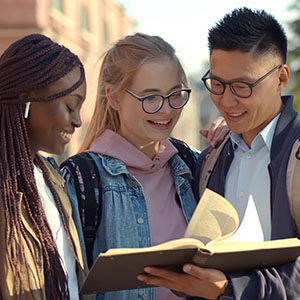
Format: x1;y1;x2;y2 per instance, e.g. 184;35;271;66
197;134;232;166
169;137;200;160
37;155;65;186
60;152;100;180
42;156;60;171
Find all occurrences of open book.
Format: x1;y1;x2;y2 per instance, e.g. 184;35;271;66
79;189;300;295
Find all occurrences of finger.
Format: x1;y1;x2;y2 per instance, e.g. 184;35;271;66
211;123;229;146
207;116;224;142
143;266;182;281
137;267;185;290
137;273;169;288
183;264;227;285
182;264;206;279
212;127;229;144
200;129;209;138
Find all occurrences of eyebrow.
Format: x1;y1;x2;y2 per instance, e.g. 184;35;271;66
141;84;183;94
209;72;253;82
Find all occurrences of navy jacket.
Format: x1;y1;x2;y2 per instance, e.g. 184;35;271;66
193;95;300;299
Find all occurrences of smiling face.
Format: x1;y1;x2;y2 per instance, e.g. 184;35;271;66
109;57;185;157
25;67;86;157
209;50;288;147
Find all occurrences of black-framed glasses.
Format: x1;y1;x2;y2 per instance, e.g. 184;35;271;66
125;88;191;114
201;65;282;98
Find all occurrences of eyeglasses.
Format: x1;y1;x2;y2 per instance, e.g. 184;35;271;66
125;88;191;114
201;65;282;98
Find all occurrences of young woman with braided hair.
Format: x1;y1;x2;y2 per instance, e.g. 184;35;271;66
0;34;87;299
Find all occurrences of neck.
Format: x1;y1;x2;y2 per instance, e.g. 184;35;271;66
138;141;160;159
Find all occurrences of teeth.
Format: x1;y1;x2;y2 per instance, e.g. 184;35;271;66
151;120;170;125
61;132;72;139
229;112;244;117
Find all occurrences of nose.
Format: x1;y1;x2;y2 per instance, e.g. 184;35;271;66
219;85;238;108
72;110;82;128
158;98;173;114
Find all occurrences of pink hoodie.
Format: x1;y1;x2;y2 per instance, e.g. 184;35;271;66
88;129;188;246
89;129;188;300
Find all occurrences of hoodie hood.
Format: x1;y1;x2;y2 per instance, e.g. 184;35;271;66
87;129;177;172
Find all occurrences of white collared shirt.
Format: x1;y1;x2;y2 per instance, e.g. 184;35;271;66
225;114;280;242
34;165;79;300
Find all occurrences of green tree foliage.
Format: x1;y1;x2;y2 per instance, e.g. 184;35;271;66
287;1;300;111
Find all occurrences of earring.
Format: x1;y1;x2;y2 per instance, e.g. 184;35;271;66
24;102;31;118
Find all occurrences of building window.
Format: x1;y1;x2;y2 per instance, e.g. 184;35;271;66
103;20;109;46
81;6;90;31
50;0;64;12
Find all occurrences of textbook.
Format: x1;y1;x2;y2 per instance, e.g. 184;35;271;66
79;189;300;295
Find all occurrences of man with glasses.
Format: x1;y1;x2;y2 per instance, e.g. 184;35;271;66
138;7;300;300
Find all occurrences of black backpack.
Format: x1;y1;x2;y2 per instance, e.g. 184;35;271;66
60;137;198;268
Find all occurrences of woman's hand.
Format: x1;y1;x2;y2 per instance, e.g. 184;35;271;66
200;116;229;147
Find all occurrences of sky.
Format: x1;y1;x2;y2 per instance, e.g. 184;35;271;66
116;0;296;77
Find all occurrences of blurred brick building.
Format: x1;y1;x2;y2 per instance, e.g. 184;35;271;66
0;0;214;157
0;0;134;161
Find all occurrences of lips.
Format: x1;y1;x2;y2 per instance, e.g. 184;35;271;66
225;111;247;121
60;131;73;140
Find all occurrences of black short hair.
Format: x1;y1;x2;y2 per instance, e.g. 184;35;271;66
208;7;287;63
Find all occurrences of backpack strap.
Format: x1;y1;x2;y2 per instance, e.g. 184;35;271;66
169;137;198;205
286;137;300;235
169;137;198;173
61;152;102;268
198;134;231;199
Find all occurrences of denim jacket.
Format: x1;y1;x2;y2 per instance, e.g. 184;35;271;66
63;151;199;300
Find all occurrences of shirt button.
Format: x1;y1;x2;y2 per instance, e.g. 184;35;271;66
246;153;251;158
142;295;148;300
129;179;136;186
137;218;144;224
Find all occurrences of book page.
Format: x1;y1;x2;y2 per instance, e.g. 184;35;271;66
184;189;239;244
225;195;264;242
208;237;300;253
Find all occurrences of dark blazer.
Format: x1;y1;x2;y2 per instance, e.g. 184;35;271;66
193;95;300;299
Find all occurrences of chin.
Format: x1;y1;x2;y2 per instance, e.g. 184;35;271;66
54;148;65;155
46;147;65;156
153;131;172;141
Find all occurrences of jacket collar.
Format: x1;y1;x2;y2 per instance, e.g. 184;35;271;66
271;95;300;159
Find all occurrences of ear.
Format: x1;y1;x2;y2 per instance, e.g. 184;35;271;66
277;64;290;91
106;86;120;111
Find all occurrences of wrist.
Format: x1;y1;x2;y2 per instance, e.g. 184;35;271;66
217;279;234;300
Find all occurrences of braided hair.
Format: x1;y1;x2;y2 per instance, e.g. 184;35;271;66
0;34;85;299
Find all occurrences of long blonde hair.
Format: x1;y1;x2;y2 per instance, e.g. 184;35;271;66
79;33;188;151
